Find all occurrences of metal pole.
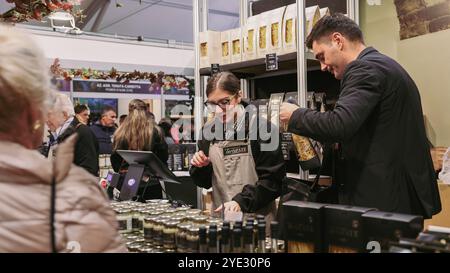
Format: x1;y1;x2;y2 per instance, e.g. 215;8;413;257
296;0;308;180
296;0;307;109
240;0;248;26
193;0;202;142
347;0;359;24
240;0;249;98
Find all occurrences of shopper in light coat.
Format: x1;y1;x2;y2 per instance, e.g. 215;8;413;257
0;24;126;253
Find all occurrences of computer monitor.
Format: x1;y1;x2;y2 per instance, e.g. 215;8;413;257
116;150;181;184
119;164;145;201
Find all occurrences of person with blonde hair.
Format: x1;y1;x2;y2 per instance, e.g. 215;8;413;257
0;25;126;253
111;99;168;200
44;93;99;177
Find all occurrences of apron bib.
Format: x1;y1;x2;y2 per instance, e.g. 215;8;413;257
209;139;277;221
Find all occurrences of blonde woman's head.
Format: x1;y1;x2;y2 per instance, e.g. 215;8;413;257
0;24;55;148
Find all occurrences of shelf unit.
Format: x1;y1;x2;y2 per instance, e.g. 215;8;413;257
193;0;359;178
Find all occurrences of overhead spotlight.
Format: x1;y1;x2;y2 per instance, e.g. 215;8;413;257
48;11;82;34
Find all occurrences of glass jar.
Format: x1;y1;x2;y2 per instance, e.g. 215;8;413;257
127;243;143;253
176;223;191;253
138;246;154;253
131;208;142;232
116;209;132;234
186;226;200;253
143;215;159;244
152;218;167;249
187;209;202;215
175;207;191;213
193;215;209;226
163;221;179;253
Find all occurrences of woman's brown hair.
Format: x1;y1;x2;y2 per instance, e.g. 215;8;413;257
205;72;240;97
113;99;154;151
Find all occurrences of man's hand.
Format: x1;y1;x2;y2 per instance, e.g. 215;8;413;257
280;102;300;124
214;201;241;213
431;147;448;172
191;151;210;167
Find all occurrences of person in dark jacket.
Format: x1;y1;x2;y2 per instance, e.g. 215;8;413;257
110;99;168;201
45;93;99;176
280;14;441;218
190;72;285;218
90;106;117;154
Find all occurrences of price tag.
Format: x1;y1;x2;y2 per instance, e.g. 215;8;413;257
266;53;278;71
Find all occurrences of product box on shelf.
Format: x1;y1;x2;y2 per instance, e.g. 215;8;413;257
184;143;196;170
230;28;243;64
361;211;424;252
243;15;259;61
220;30;232;65
199;31;221;69
306;5;321;36
324;205;377;253
282;4;296;55
257;11;271;59
320;7;331;18
268;6;286;55
280;201;326;253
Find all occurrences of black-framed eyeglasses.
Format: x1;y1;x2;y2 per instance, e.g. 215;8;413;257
204;94;238;109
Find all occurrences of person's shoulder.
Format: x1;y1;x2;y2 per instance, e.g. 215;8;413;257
58;164;107;207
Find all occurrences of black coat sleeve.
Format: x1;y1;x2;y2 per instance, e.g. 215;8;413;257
152;127;169;165
74;125;99;176
232;122;286;213
189;140;213;189
288;61;384;142
110;151;123;172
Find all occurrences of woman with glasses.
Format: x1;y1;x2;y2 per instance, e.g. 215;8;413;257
190;72;285;220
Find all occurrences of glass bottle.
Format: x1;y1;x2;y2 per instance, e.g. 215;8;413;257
186;226;199;253
163;221;178;253
220;226;231;253
232;228;242;253
258;223;266;253
244;226;254;253
199;226;208;253
208;228;218;253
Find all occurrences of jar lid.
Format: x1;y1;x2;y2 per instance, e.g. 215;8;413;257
127;243;143;252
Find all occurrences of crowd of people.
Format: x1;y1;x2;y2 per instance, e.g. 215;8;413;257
0;15;448;253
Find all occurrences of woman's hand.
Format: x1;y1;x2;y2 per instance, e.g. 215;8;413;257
191;150;211;167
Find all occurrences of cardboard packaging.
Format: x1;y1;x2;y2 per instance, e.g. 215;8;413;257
268;6;286;55
243;15;259;61
320;7;331;18
305;5;321;36
282;4;297;54
324;205;377;253
220;30;231;65
199;31;221;68
230;28;242;63
256;11;270;58
362;211;424;252
281;200;326;253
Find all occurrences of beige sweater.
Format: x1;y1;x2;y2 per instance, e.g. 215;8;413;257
0;135;127;253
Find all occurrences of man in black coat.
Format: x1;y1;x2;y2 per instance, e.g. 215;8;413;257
280;14;441;218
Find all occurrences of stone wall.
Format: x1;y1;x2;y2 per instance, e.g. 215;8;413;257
395;0;450;39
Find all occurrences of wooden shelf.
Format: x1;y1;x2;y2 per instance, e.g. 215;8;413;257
199;52;320;79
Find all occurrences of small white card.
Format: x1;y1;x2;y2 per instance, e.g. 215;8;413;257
224;211;243;222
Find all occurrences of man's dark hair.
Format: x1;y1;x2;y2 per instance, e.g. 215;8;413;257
74;104;88;114
119;114;127;123
101;105;116;116
206;71;240;97
306;13;364;49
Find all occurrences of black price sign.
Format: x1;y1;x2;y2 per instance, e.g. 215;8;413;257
211;63;220;75
266;53;278;71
